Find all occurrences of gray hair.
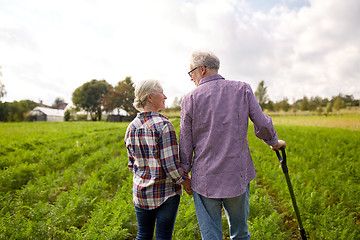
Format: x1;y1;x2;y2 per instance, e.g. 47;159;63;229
190;51;220;70
133;79;162;111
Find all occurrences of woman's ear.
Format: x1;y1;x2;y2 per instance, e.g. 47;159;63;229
146;93;153;103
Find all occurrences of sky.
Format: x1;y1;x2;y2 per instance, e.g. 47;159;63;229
0;0;359;107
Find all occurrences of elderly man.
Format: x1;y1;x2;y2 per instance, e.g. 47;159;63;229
179;51;286;240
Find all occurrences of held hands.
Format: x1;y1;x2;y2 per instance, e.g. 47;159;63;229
182;178;193;195
271;140;286;151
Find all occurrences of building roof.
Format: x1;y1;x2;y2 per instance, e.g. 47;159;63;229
31;106;65;117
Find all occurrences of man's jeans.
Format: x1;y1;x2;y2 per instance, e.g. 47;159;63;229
193;184;250;240
134;195;180;240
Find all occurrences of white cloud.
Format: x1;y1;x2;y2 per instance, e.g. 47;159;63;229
0;0;359;107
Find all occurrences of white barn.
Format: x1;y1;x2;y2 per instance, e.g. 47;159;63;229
30;106;65;122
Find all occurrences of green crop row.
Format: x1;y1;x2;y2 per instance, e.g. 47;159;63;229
248;124;360;239
0;121;359;239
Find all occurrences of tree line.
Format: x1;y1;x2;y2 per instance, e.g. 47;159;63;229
254;81;359;115
170;80;359;115
0;78;358;122
0;77;137;122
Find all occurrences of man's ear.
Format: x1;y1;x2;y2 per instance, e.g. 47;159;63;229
201;65;206;75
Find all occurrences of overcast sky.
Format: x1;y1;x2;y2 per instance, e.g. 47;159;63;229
0;0;359;107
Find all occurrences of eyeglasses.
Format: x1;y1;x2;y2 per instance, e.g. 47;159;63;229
188;66;200;77
188;65;206;77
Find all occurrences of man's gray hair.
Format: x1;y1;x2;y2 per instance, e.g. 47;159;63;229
190;51;220;70
133;79;162;111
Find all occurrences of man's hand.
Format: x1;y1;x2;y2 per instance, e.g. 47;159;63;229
271;140;286;150
182;179;193;195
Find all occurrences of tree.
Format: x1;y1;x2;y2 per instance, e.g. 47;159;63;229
103;77;136;115
7;100;37;122
325;102;332;116
0;83;5;100
300;96;309;111
255;80;269;109
266;100;275;112
0;102;8;121
116;77;136;115
0;67;6;100
333;96;344;111
343;94;354;107
0;73;6;121
72;79;111;121
171;96;183;109
102;88;120;114
64;110;71;121
278;98;291;112
52;97;65;109
292;101;298;114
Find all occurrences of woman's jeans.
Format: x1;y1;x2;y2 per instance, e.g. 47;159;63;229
134;195;180;240
193;184;250;240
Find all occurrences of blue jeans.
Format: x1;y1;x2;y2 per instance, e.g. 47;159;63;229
134;195;180;240
193;184;250;240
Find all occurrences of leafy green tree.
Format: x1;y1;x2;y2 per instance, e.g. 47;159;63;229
7;100;37;122
300;96;309;111
278;98;290;112
320;98;329;108
292;101;298;113
325;102;332;116
103;77;136;115
255;80;269;109
343;94;355;107
117;77;136;115
266;100;275;112
102;88;119;113
308;96;321;111
0;102;8;121
72;79;111;121
333;96;344;111
64;110;71;121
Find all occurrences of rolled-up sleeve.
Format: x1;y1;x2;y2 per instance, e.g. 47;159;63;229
179;96;194;173
247;84;278;146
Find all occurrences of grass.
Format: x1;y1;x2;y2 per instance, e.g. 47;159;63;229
270;113;360;130
0;113;359;239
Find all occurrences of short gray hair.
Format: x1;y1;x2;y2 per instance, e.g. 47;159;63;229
190;51;220;70
133;79;162;111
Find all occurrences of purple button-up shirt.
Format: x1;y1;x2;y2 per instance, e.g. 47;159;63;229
179;74;278;198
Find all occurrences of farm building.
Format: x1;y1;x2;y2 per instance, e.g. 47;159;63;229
30;106;65;122
106;108;135;122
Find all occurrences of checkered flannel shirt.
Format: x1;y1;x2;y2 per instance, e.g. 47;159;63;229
124;111;187;210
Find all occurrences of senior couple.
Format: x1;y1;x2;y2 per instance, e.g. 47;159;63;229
124;51;286;240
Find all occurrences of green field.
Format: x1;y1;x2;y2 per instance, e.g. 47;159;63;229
0;118;359;239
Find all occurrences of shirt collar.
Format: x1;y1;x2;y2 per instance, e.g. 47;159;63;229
138;111;168;120
198;74;224;86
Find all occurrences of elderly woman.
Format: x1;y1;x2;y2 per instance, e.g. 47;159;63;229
124;79;191;240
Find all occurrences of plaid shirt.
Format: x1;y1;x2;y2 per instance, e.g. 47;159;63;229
124;111;186;210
